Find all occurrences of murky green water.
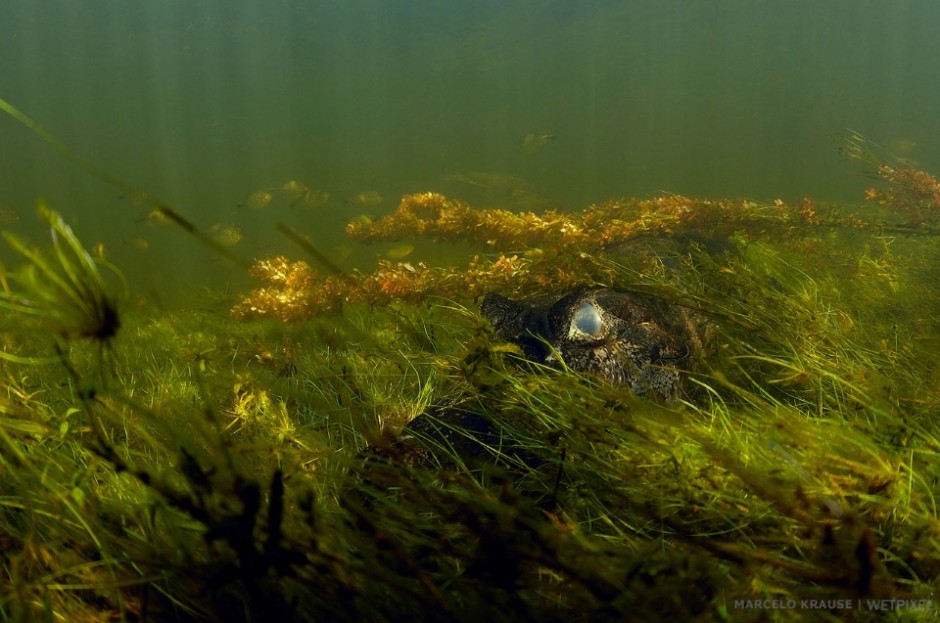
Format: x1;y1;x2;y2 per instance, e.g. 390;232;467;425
1;0;938;303
3;4;940;620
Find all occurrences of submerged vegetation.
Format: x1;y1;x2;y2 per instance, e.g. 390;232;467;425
1;117;940;622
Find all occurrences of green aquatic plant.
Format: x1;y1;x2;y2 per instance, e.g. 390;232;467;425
0;234;939;621
2;97;940;620
3;204;123;344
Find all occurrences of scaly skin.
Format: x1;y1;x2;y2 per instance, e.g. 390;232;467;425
482;288;704;402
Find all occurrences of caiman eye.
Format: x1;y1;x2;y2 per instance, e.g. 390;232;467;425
569;302;604;339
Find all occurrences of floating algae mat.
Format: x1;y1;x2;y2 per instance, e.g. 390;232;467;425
2;103;940;623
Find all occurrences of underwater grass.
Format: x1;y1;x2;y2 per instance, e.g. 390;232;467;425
0;198;937;623
4;96;940;620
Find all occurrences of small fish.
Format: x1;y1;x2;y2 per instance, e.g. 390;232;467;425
239;190;273;211
129;237;151;251
208;224;243;246
886;138;917;156
93;242;107;261
385;243;415;259
441;171;529;192
139;207;171;227
345;191;383;206
518;132;555;154
281;179;309;196
291;189;330;210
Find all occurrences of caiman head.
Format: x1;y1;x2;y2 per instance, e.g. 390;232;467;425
481;288;703;401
